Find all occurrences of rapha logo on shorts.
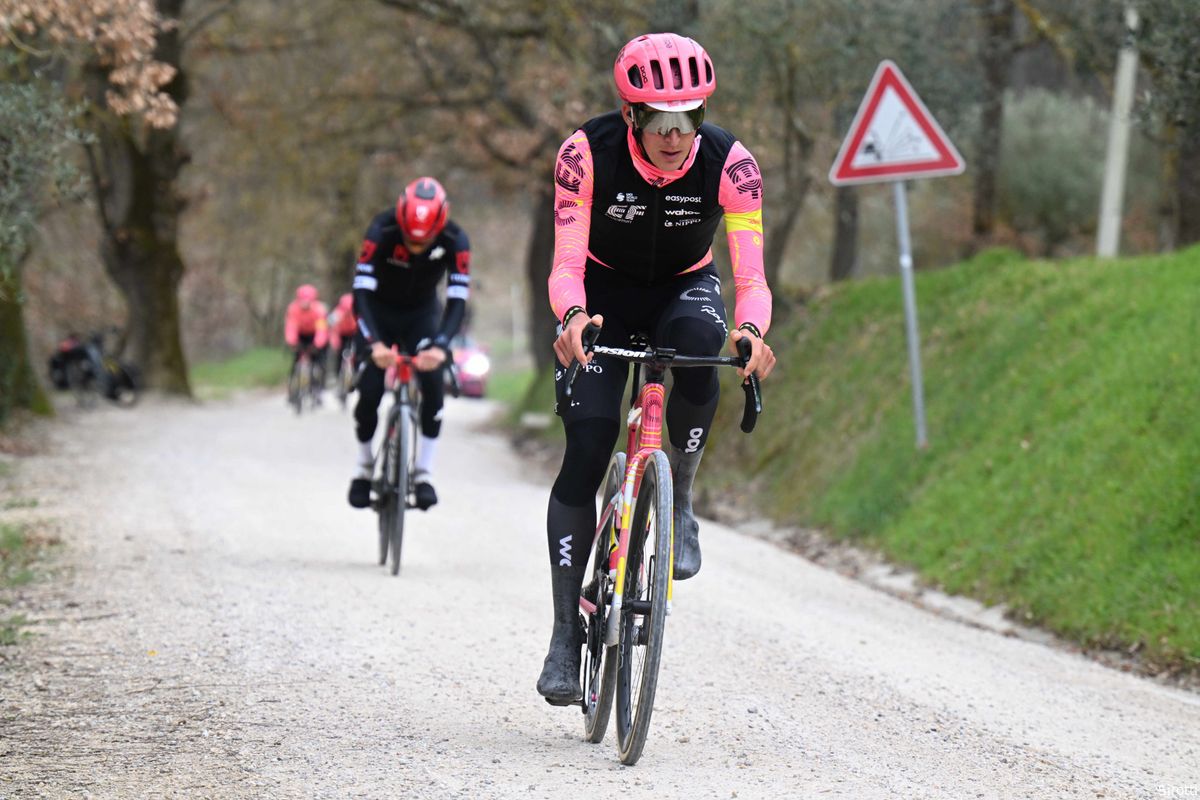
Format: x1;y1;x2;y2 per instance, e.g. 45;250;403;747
606;204;647;223
616;192;639;202
680;286;712;301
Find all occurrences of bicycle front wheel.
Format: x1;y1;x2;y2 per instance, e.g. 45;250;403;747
376;439;390;566
583;451;625;744
388;406;411;576
614;448;672;765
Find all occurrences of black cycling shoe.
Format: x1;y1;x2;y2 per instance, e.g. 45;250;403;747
413;471;437;510
536;621;584;706
348;478;372;509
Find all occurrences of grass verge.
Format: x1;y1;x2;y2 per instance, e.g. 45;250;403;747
190;347;292;397
0;521;57;646
707;246;1200;673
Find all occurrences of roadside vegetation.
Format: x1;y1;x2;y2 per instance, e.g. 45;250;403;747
189;347;292;398
512;246;1200;674
0;520;57;646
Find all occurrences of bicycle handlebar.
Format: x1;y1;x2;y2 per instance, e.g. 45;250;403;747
564;322;762;433
352;345;461;398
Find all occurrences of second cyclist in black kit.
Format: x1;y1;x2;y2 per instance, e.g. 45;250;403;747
347;176;471;511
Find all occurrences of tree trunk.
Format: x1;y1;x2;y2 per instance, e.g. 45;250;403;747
830;185;859;282
972;0;1015;250
85;0;191;394
763;173;812;290
1177;125;1200;247
0;252;52;425
525;182;557;371
324;172;360;299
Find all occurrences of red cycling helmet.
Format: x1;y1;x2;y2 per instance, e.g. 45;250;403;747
296;284;319;303
396;177;449;245
613;33;716;111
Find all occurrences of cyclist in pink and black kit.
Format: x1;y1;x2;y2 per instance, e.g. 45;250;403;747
285;284;330;397
537;33;777;705
328;292;358;366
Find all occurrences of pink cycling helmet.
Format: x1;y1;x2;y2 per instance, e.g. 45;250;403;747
613;33;716;111
337;292;353;311
296;284;319;303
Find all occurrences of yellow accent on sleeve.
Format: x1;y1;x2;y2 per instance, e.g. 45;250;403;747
725;210;763;235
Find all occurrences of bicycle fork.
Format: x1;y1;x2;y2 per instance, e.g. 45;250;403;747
604;454;674;648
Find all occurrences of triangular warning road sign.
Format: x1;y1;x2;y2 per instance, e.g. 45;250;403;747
829;60;965;186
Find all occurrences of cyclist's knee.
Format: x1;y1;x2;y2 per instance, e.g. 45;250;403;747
552;417;620;506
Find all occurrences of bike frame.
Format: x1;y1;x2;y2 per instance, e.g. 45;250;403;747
575;340;761;648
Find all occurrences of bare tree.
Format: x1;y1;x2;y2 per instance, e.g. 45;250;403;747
83;0;192;393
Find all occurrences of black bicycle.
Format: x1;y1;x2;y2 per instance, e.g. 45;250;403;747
371;347;458;575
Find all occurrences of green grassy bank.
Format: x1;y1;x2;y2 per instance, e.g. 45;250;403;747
706;246;1200;672
190;347;292;396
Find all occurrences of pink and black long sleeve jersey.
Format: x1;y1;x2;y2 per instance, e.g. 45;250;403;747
548;111;771;334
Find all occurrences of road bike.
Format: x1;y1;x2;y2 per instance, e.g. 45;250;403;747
565;324;762;765
372;347;458;576
286;347;320;414
58;331;140;409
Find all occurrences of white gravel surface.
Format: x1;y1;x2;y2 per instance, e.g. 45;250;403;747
1;393;1197;799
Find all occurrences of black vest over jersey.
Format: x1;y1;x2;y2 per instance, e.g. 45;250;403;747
582;111;736;285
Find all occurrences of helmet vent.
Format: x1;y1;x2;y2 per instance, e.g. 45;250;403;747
650;60;664;90
688;57;699;87
627;65;642;89
669;57;682;90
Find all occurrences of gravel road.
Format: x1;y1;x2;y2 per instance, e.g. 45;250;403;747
1;393;1197;799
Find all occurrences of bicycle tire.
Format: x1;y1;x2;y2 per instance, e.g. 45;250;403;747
287;362;302;414
583;451;625;744
388;404;411;576
613;449;673;765
377;430;390;566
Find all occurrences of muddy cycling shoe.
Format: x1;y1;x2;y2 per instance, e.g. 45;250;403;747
536;621;584;706
413;470;437;510
668;444;705;580
348;478;372;509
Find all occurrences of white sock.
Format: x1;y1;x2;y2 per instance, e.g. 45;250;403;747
416;435;437;474
355;441;373;477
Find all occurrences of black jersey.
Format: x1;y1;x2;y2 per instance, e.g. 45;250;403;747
581;111;737;285
352;210;471;346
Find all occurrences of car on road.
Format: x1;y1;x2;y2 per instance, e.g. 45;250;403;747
450;335;490;398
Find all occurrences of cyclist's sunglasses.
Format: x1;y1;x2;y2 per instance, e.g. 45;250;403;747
630;103;705;135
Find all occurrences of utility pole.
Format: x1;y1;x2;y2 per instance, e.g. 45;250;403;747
1097;5;1140;258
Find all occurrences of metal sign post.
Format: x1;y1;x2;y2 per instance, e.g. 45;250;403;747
892;181;928;448
828;60;964;449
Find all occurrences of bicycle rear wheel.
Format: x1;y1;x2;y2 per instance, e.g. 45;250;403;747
287;362;302;414
613;449;672;765
388;405;412;576
583;451;625;744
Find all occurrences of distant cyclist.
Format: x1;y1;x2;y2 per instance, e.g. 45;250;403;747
328;292;358;368
536;33;777;705
284;284;329;397
346;176;471;512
